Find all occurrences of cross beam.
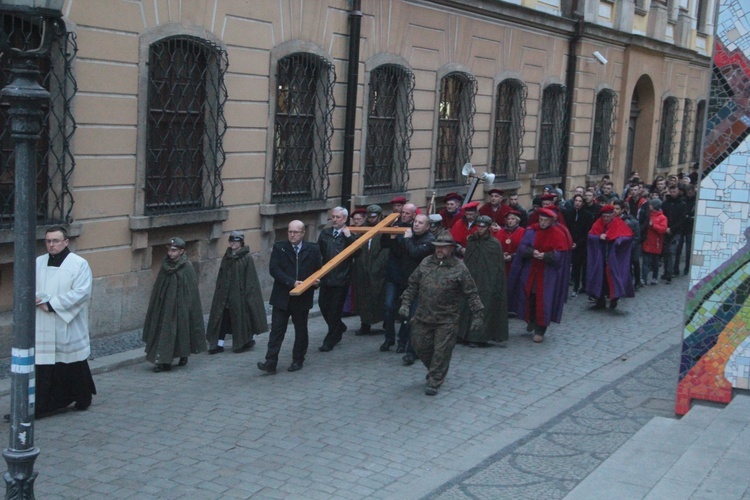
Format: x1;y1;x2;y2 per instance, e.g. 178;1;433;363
290;212;401;296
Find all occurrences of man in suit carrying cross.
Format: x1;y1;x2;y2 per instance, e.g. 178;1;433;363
258;220;322;374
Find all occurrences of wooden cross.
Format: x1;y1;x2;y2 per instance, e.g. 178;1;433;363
290;212;405;296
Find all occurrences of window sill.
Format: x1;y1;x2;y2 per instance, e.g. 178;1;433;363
353;193;409;208
129;208;228;231
530;176;562;186
259;200;336;233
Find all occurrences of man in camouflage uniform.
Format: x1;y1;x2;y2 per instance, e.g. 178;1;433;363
399;232;483;396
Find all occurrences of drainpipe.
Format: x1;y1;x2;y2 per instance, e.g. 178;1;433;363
341;0;362;210
561;1;584;196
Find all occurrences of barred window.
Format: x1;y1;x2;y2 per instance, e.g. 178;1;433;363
657;97;679;169
678;98;693;164
696;0;709;32
272;52;335;202
589;89;617;175
146;36;227;214
0;16;76;228
692;99;706;163
491;79;527;181
538;84;567;177
434;72;477;186
364;64;415;194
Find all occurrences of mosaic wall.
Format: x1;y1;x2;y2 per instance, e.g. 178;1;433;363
676;0;750;415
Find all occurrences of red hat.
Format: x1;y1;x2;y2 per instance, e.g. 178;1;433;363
352;208;366;216
463;201;480;211
506;209;521;218
444;192;463;202
537;208;557;219
389;196;407;204
488;188;504;196
599;205;615;214
541;193;557;201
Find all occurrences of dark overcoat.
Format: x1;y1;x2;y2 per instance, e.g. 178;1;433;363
206;246;269;350
352;234;389;325
269;240;322;311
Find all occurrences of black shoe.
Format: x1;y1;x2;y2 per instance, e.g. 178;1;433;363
396;344;406;354
592;299;606;310
425;386;438;396
466;342;480;348
379;341;394;352
236;340;256;352
609;298;619;310
208;346;224;355
402;354;415;366
355;325;371;336
2;414;8;422
287;362;303;372
73;402;90;412
177;357;188;367
153;363;172;373
665;279;672;284
318;344;333;352
257;361;277;374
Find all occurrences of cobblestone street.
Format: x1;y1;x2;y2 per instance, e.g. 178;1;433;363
0;278;687;499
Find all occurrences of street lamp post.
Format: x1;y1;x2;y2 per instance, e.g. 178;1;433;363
0;1;64;498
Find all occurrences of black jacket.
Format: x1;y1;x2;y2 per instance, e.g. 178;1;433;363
317;227;356;287
564;208;594;249
269;240;322;311
662;195;687;239
382;228;435;288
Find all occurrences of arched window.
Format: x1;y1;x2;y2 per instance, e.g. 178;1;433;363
657;97;679;169
364;64;415;194
145;36;228;214
435;72;477;186
679;99;693;164
492;79;527;181
590;89;617;175
271;52;335;202
0;16;77;227
538;84;567;177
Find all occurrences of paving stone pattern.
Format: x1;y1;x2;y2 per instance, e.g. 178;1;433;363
0;278;687;498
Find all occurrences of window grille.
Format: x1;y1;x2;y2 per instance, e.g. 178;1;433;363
679;98;693;164
364;64;415;194
538;84;567;177
0;16;77;229
589;89;617;175
145;36;227;214
491;79;526;181
692;99;706;163
271;52;335;202
657;97;679;169
434;72;477;186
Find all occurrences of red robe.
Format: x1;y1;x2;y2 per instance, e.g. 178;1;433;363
479;203;511;226
451;218;478;249
587;217;634;300
495;225;525;276
439;208;461;229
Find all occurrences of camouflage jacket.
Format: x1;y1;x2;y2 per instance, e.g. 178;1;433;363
400;254;483;324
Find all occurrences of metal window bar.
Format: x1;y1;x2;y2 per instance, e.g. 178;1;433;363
364;64;414;194
271;52;335;202
538;84;567;177
589;89;618;175
434;72;477;186
657;97;679;169
145;35;228;215
491;79;527;181
679;99;693;164
692;99;706;163
0;15;76;229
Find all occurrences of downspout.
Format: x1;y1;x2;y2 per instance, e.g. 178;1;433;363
561;1;584;195
341;0;362;209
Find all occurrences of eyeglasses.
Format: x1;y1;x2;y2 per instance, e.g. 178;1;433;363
288;230;304;234
45;239;66;244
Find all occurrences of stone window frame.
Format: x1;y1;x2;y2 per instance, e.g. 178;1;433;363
432;65;477;188
131;24;228;240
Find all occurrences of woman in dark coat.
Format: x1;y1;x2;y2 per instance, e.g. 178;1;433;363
206;231;269;354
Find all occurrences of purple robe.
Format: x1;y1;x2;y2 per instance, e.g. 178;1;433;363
586;235;635;300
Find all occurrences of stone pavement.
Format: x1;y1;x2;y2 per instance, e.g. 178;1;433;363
0;278;689;499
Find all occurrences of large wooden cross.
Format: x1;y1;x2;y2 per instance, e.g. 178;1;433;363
290;212;405;296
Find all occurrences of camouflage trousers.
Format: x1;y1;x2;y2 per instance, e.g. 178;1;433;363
411;319;459;389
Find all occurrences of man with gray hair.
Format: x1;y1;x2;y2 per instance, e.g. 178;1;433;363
318;207;357;352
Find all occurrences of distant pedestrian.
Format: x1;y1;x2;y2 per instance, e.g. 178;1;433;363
206;231;268;355
258;221;322;374
143;237;206;372
399;232;483;396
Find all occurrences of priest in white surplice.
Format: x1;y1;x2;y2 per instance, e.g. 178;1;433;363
34;226;96;416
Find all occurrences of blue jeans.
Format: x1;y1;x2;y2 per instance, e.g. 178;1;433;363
642;251;660;282
383;281;411;346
